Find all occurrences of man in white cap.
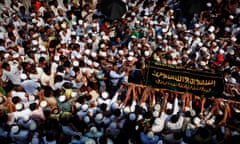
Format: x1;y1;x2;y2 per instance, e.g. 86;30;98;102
140;130;159;144
152;91;169;133
1;61;22;91
109;64;125;96
9;124;30;144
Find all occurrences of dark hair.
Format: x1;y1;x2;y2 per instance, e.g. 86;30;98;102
12;96;21;104
39;57;46;63
54;75;63;82
170;114;179;123
1;62;9;69
113;109;121;117
100;103;107;111
29;103;37;111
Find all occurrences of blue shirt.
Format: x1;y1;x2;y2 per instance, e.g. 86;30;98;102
140;132;159;144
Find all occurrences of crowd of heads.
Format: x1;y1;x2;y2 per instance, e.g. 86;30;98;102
0;0;240;143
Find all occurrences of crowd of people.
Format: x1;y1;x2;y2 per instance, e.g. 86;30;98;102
0;0;240;143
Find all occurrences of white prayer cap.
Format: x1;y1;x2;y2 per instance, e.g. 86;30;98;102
153;111;159;117
219;49;225;54
229;15;234;20
91;52;97;57
229;49;235;55
131;12;136;16
101;91;109;99
75;102;81;110
32;19;38;24
13;53;19;59
85;49;91;55
193;117;201;126
206;2;212;7
147;131;154;139
194;23;200;28
73;61;79;67
184;36;189;40
169;9;174;13
92;23;97;27
198;42;203;47
61;23;67;29
167;32;172;36
102;35;109;40
20;73;27;80
95;113;103;122
32;40;38;45
71;31;76;36
144;51;150;57
78;20;83;25
118;50;124;55
58;95;66;102
61;41;66;45
111;102;119;110
87;60;93;66
128;56;134;61
229;77;237;84
39;45;46;52
15;103;24;111
54;55;60;61
40;100;48;108
71;92;77;98
11;125;20;134
136;20;140;24
176;23;182;28
149;21;154;25
31;13;36;17
81;104;89;112
154;118;161;125
173;35;178;39
29;121;37;131
129;51;134;56
129;112;136;121
72;21;77;25
4;53;10;58
225;27;231;32
131;35;136;39
172;60;177;65
231;37;237;42
154;104;161;111
143;16;148;19
109;122;117;129
100;44;105;48
236;8;240;14
194;31;200;36
200;61;206;66
162;28;168;33
93;62;99;68
163;39;168;43
84;116;90;123
166;103;173;110
212;42;217;46
157;35;162;39
87;39;92;43
182;54;188;58
85;138;96;144
99;51;107;57
208;26;215;32
200;47;207;52
124;107;130;114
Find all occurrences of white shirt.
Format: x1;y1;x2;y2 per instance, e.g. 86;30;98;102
152;112;168;133
1;63;22;85
109;70;125;86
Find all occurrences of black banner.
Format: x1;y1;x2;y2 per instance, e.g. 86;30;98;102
145;62;224;96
